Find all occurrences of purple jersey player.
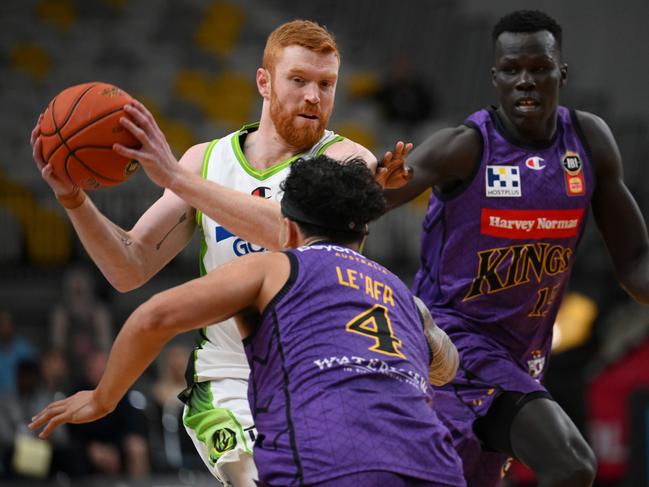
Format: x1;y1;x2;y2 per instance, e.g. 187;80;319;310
30;156;465;487
386;10;649;487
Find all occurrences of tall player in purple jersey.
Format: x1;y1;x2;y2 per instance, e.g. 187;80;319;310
29;156;465;487
384;9;649;487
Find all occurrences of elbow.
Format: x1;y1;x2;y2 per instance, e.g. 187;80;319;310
107;268;149;293
133;296;178;339
429;341;459;387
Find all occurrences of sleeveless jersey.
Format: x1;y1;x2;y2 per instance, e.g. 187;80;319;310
245;244;464;486
413;106;594;380
194;123;343;382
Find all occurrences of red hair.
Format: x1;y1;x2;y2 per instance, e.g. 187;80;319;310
263;20;339;72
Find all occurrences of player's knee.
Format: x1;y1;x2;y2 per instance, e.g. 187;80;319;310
540;444;597;486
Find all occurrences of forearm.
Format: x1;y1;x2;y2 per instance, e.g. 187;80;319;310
170;169;282;251
94;303;174;412
617;251;649;305
65;197;146;290
427;324;459;386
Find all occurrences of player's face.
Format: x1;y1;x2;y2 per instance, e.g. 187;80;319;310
491;30;567;136
269;45;339;150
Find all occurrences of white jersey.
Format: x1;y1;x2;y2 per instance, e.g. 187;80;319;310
192;122;343;381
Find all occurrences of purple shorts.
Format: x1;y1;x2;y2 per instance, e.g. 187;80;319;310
432;330;549;487
257;470;463;486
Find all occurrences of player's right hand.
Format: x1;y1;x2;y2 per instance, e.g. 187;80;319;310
30;113;75;196
28;389;112;439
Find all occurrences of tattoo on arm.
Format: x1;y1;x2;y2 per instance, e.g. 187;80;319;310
156;213;188;250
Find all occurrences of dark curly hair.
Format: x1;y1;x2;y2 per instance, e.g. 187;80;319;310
280;155;386;244
492;10;562;49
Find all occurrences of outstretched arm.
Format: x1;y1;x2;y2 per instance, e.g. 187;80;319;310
414;297;458;386
383;125;482;210
29;252;289;438
580;111;649;304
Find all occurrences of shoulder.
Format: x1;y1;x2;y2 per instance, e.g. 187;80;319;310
323;138;377;170
573;110;613;140
573;110;621;175
414;123;482;179
178;142;213;174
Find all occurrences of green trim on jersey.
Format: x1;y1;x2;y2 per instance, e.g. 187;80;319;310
196;139;219;359
232;122;336;181
183;381;253;463
315;134;344;155
195;139;219;226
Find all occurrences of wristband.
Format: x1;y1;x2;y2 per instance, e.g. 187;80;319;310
56;187;86;210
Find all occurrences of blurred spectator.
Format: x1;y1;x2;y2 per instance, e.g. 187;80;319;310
0;359;82;479
49;267;113;383
151;344;190;408
0;310;37;395
41;349;70;396
374;56;437;129
69;350;150;478
148;344;198;471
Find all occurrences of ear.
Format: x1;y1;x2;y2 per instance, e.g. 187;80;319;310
257;68;271;99
490;66;497;88
281;218;301;249
559;63;568;88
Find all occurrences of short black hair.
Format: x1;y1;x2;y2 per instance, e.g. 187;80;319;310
280;155;386;243
492;10;562;49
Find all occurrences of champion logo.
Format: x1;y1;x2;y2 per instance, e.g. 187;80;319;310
251;186;272;199
525;156;545;170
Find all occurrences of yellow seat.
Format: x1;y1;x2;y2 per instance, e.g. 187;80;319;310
36;0;77;31
174;69;254;130
195;2;245;58
0;172;71;264
9;43;51;81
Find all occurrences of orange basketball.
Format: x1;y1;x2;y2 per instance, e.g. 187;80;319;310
39;82;141;190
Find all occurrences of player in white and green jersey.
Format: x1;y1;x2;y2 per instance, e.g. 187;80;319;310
181;124;342;483
32;19;410;487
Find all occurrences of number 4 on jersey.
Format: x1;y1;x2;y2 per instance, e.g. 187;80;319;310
345;305;406;358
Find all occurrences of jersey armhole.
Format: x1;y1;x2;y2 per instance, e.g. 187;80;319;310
252;251;300;340
315;134;345;156
433;121;484;202
195;138;220;226
570;109;597;189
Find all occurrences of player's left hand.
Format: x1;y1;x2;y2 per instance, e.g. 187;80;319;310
29;390;112;439
375;141;414;189
113;100;183;188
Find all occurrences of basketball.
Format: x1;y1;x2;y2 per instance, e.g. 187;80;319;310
39;82;141;190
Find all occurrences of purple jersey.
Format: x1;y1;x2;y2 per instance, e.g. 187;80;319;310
244;244;464;486
414;106;593;380
413;106;595;485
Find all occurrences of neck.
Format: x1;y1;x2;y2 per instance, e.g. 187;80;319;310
301;235;362;251
496;106;558;145
244;107;299;170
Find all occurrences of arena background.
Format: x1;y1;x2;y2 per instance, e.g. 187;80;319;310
1;0;649;485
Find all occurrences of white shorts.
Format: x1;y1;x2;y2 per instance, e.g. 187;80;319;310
183;377;258;486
